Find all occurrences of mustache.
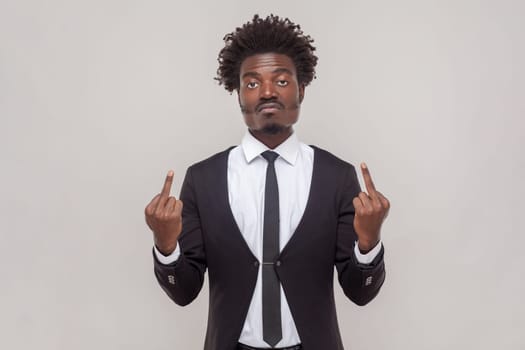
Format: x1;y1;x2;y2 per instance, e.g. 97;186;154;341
255;99;285;113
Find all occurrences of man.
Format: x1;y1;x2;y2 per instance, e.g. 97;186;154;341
145;14;390;350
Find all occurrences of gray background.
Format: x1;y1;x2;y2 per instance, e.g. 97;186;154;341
1;0;524;349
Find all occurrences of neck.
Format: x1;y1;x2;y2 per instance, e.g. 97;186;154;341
249;128;293;149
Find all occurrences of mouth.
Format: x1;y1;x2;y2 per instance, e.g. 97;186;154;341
256;102;283;113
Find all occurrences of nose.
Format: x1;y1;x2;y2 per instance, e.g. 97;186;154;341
260;81;278;99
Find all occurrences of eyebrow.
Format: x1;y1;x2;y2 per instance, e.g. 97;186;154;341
241;68;294;79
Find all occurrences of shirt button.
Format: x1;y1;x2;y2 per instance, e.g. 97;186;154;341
276;260;281;267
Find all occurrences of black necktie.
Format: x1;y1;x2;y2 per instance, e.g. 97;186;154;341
261;151;282;347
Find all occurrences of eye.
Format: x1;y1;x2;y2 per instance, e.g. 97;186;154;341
276;80;289;87
246;81;259;89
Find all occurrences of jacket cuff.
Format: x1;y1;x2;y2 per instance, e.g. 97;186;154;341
153;244;181;265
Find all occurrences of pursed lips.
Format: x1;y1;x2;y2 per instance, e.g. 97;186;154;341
256;101;284;113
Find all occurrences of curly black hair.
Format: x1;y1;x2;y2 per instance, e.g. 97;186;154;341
216;14;318;92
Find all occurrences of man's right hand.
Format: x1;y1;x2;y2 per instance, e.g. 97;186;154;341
145;170;183;256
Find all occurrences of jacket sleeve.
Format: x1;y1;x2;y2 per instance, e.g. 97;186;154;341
153;166;207;306
334;164;386;306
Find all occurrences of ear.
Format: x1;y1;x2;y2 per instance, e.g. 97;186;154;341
299;84;305;103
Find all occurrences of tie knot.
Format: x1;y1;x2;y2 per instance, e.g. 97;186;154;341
261;151;279;163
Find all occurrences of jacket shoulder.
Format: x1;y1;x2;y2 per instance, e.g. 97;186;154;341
310;145;356;172
188;146;235;173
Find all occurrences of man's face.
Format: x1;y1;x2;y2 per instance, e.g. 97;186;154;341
238;53;304;136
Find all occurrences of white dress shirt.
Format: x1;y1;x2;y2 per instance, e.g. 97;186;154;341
154;131;382;347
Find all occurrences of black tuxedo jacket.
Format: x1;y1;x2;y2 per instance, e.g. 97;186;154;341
153;146;385;350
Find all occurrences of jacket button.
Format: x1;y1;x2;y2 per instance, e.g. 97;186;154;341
276;260;281;267
254;261;259;267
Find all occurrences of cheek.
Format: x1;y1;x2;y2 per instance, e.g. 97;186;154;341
283;85;302;105
239;91;255;107
285;91;302;107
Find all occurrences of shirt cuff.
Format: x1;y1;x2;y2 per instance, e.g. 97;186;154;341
153;244;181;265
354;240;382;265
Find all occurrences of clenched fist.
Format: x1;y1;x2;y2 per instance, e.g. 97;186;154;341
145;170;183;255
353;163;390;253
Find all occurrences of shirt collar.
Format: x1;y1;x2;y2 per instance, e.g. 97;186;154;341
241;131;300;165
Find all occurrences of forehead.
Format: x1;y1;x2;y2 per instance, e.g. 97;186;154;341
240;53;297;77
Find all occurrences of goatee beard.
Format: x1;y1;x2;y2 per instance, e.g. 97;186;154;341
261;123;286;135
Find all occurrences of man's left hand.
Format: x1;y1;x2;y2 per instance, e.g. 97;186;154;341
352;163;390;253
